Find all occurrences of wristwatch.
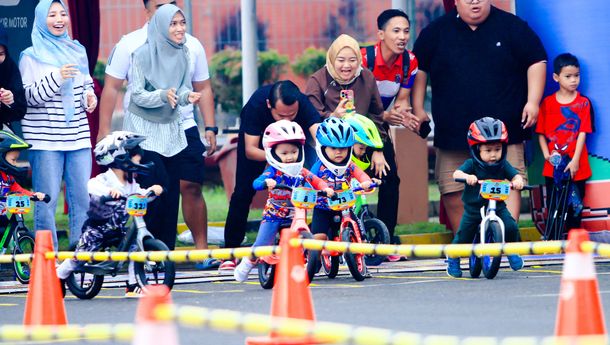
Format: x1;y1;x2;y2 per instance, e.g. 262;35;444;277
205;126;219;135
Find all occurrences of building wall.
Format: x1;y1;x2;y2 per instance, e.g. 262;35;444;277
99;0;514;62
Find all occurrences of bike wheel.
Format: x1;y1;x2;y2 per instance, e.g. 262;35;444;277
258;260;276;290
321;252;339;279
469;233;482;278
363;218;390;267
482;221;503;279
12;232;35;284
341;225;367;281
135;238;176;291
66;271;104;299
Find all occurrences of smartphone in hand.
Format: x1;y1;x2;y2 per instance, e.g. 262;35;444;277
340;89;355;111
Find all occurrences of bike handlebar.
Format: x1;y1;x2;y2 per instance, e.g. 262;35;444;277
98;189;159;204
454;178;533;191
0;194;50;203
352;182;379;193
274;183;329;197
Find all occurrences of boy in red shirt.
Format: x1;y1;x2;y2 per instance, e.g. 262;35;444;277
536;53;593;237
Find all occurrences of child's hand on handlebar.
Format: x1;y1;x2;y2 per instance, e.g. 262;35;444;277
360;180;373;190
511;175;525;191
109;189;122;199
33;192;46;201
265;179;277;190
466;174;478;186
324;187;335;197
372;178;382;186
148;185;164;196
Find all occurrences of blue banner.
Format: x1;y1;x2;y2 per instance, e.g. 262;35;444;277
0;0;38;57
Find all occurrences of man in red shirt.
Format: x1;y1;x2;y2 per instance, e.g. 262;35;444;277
360;9;427;252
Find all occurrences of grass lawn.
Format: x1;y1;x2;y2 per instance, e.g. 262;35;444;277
34;182;534;249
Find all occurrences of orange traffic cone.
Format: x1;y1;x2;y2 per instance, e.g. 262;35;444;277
247;228;318;345
555;229;607;337
132;285;178;345
23;230;67;325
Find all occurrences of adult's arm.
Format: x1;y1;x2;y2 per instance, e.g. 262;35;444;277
98;74;124;141
308;123;319;139
18;55;62;107
411;70;428;123
521;61;546;129
244;133;266;161
130;59;167;108
193;79;217;154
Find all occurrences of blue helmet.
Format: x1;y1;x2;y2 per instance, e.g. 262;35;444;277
316;117;355;148
315;117;355;176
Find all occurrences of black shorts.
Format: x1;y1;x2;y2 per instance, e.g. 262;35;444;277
175;126;206;184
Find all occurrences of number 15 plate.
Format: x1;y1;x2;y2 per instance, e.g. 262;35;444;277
480;180;510;201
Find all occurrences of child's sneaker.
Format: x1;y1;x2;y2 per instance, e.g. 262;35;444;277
507;255;524;271
386;255;403;262
234;259;256;282
218;259;237;273
125;283;143;298
446;257;462;278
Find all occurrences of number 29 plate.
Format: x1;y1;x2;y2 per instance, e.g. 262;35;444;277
126;195;148;216
7;194;31;214
480;180;510;201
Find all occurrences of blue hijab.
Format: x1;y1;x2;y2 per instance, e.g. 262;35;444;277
20;0;89;123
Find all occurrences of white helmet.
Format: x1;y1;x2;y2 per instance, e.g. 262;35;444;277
262;120;306;177
94;131;151;173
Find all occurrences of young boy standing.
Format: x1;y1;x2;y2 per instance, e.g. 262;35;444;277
447;118;525;278
536;53;593;237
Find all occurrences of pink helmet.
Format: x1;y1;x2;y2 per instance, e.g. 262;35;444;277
262;120;306;176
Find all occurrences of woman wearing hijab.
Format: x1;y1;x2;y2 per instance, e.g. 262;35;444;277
0;25;26;126
19;0;97;249
306;34;388;175
125;4;200;250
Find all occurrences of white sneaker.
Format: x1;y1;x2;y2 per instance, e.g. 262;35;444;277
234;259;256;282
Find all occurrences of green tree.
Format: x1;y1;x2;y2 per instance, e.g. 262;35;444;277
210;48;289;114
291;47;326;78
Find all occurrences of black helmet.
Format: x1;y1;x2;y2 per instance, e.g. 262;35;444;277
0;130;31;180
467;117;508;169
94;131;153;174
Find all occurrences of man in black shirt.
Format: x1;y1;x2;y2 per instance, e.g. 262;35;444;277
412;0;546;231
222;81;320;264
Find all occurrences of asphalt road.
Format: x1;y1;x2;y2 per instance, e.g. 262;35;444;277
1;257;609;345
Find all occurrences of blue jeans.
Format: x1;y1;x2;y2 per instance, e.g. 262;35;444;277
253;220;290;247
29;149;91;249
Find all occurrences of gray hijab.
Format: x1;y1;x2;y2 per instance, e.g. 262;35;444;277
129;4;190;123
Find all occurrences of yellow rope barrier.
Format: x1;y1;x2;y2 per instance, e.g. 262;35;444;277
0;324;133;342
0;306;607;345
290;239;566;258
2;239;610;264
153;304;608;345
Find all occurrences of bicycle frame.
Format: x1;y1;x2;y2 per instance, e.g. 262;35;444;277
79;211;155;276
0;215;24;252
478;199;505;245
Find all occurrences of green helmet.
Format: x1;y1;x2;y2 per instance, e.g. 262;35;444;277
344;113;383;149
352;154;371;171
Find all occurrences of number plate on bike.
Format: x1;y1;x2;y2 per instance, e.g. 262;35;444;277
291;187;317;209
6;194;31;214
126;195;148;216
328;189;356;211
480;180;510;201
